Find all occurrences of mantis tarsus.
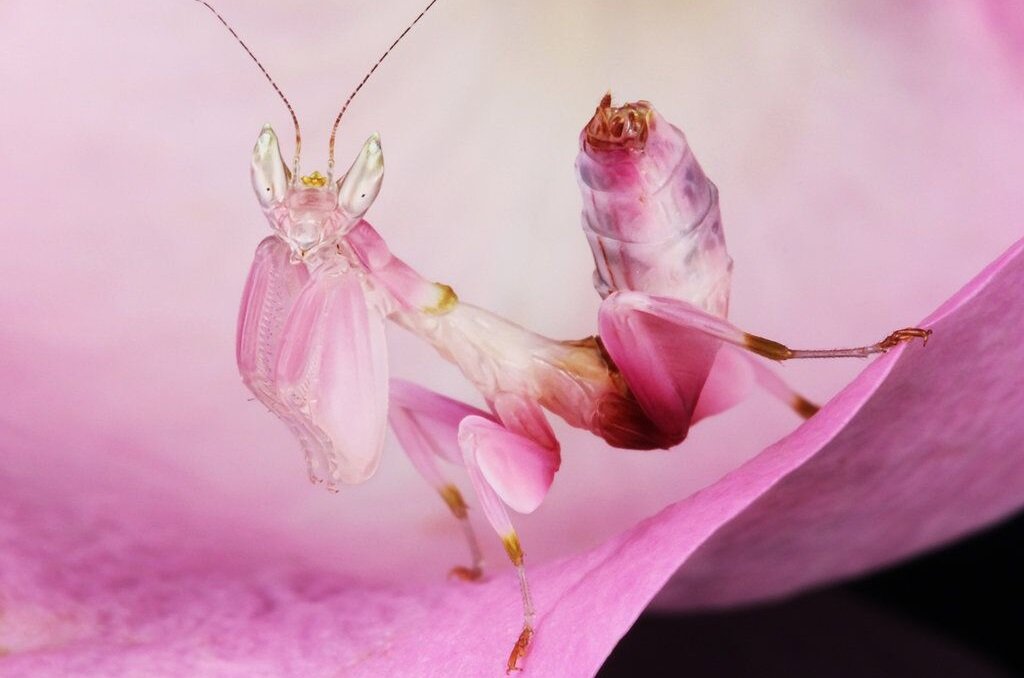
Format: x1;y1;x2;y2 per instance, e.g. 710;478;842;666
200;1;931;671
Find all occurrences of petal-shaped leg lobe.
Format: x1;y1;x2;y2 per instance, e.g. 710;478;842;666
601;292;916;438
388;382;562;523
389;379;492;467
457;413;542;670
598;292;726;446
388;380;491;578
491;393;560;453
387;383;546;669
691;345;756;424
691;345;820;422
275;268;389;486
459;416;559;516
482;394;561;514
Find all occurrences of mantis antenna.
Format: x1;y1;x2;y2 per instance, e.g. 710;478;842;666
193;0;303;180
327;0;441;177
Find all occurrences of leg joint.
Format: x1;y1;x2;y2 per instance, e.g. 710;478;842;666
439;484;469;520
502;532;525;567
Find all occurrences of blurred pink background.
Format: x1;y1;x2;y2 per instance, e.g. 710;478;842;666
2;0;1022;588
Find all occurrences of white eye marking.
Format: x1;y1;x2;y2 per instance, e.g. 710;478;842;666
336;133;384;218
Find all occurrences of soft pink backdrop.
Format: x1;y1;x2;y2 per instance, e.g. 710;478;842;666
2;0;1023;647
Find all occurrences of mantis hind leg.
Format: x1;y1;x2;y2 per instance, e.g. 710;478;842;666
597;293;724;446
604;291;931;363
599;292;930;440
389;380;560;673
458;394;560;674
737;349;822;419
701;346;822;421
389;379;488;580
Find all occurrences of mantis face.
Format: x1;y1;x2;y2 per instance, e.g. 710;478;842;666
250;125;384;262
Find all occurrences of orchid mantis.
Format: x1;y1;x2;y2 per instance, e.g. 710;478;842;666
201;1;931;672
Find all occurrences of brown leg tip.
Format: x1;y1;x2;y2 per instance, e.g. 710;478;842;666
792;395;821;420
448;565;484;582
506;626;534;674
743;333;794;361
879;327;933;350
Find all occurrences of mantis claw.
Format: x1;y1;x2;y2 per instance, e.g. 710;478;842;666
447;565;484;582
506;625;534;674
878;327;933;350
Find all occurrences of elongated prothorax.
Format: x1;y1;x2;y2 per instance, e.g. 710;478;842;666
576;95;733;317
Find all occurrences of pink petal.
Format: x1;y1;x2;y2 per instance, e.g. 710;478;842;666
652;236;1024;609
5;1;1024;675
6;0;1023;584
2;235;1021;676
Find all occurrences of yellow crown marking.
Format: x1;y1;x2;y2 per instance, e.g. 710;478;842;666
300;171;328;187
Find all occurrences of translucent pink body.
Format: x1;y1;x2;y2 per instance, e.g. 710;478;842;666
234;97;902;671
236;101;795;500
577;100;733;316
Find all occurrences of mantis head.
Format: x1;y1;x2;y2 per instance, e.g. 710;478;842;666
196;0;432;265
583;94;653;151
251;125;384;262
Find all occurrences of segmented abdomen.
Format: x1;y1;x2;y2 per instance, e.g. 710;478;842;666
576;98;733;318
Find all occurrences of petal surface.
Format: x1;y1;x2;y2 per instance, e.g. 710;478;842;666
4;0;1024;675
1;236;1021;678
5;0;1024;583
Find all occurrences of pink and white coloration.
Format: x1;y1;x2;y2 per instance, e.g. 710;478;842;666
239;130;398;487
209;0;930;670
9;1;1024;673
235;90;931;669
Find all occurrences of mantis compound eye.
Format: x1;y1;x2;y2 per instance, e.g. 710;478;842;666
251;124;291;207
336;133;384;220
